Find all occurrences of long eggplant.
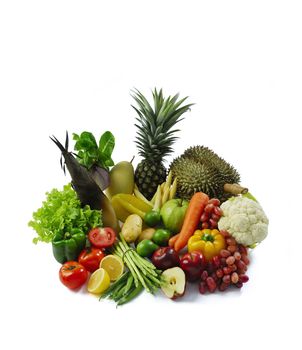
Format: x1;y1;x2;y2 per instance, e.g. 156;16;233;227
50;132;119;233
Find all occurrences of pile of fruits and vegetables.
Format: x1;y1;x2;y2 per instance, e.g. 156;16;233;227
28;88;269;305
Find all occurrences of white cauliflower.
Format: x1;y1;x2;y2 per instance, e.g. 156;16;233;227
218;196;269;246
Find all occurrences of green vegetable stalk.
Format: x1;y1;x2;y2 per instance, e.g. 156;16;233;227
99;271;143;306
28;184;102;244
111;234;162;294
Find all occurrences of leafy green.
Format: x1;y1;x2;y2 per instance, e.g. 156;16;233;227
99;131;115;168
28;184;102;244
73;131;115;170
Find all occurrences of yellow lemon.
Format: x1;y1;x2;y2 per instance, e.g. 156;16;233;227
99;255;124;281
87;268;110;294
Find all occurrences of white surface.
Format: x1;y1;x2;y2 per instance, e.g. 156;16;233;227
0;1;301;350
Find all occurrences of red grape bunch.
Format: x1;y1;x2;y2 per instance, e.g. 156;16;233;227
200;198;223;229
199;230;250;294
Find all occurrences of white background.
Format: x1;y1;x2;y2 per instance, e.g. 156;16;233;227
1;1;301;349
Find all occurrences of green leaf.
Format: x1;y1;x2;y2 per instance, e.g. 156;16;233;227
99;131;115;160
28;184;102;244
72;133;80;141
73;130;115;170
104;157;114;167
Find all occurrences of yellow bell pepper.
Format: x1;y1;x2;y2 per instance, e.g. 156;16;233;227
111;194;153;222
188;229;225;261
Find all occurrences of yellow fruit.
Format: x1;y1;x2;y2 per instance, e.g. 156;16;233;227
87;268;110;294
111;194;153;222
99;255;124;281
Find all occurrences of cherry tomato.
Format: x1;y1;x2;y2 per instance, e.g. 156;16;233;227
88;227;116;248
78;247;106;272
59;261;88;290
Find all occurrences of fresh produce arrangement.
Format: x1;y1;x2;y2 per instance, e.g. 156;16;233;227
28;88;269;306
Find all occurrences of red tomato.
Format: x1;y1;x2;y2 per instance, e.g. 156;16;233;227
78;247;105;272
88;227;116;248
59;261;88;290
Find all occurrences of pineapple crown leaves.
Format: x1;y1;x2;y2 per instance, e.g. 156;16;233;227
131;88;194;161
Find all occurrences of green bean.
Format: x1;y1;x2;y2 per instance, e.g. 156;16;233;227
123;274;134;295
110;283;126;300
99;271;129;300
118;240;150;291
107;235;162;304
117;283;143;306
115;245;140;286
115;245;140;287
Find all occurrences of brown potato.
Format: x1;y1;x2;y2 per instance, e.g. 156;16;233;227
137;228;156;243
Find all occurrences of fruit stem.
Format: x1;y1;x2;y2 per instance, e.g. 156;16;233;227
224;183;248;195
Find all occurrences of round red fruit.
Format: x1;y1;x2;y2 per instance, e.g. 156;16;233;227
200;212;209;222
201;222;209;229
59;261;88;290
212;255;221;268
199;281;207;294
231;272;239;284
88;227;116;248
219;282;229;291
209;219;218;229
239;274;249;283
213;206;222;216
180;251;206;282
211;214;220;222
208;198;220;206
206;277;217;293
204;203;215;214
78;247;105;272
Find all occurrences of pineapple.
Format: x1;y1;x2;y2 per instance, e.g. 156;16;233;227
132;88;193;199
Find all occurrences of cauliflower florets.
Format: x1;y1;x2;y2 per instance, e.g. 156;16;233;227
218;196;269;246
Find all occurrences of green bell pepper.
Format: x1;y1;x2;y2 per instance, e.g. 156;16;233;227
52;228;86;264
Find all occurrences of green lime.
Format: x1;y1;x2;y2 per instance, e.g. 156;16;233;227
136;239;159;257
152;229;171;246
144;210;161;227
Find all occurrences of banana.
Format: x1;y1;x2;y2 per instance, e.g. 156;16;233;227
161;184;170;206
153;185;162;211
169;178;177;200
166;171;172;188
134;185;153;206
160;182;166;195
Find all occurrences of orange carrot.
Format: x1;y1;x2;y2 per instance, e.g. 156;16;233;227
169;233;180;247
174;192;209;252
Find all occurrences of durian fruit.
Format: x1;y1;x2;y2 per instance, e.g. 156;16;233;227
169;146;247;202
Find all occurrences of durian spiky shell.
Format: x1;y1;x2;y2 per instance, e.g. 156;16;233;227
169;146;241;202
183;146;240;184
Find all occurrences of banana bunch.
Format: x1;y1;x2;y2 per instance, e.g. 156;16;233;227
151;172;177;211
133;172;177;211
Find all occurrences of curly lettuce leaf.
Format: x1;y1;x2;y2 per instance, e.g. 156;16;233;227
28;184;102;244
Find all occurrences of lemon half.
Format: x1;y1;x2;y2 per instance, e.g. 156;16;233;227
87;268;110;294
99;255;124;281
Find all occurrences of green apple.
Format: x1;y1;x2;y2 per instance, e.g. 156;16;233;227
160;199;189;233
